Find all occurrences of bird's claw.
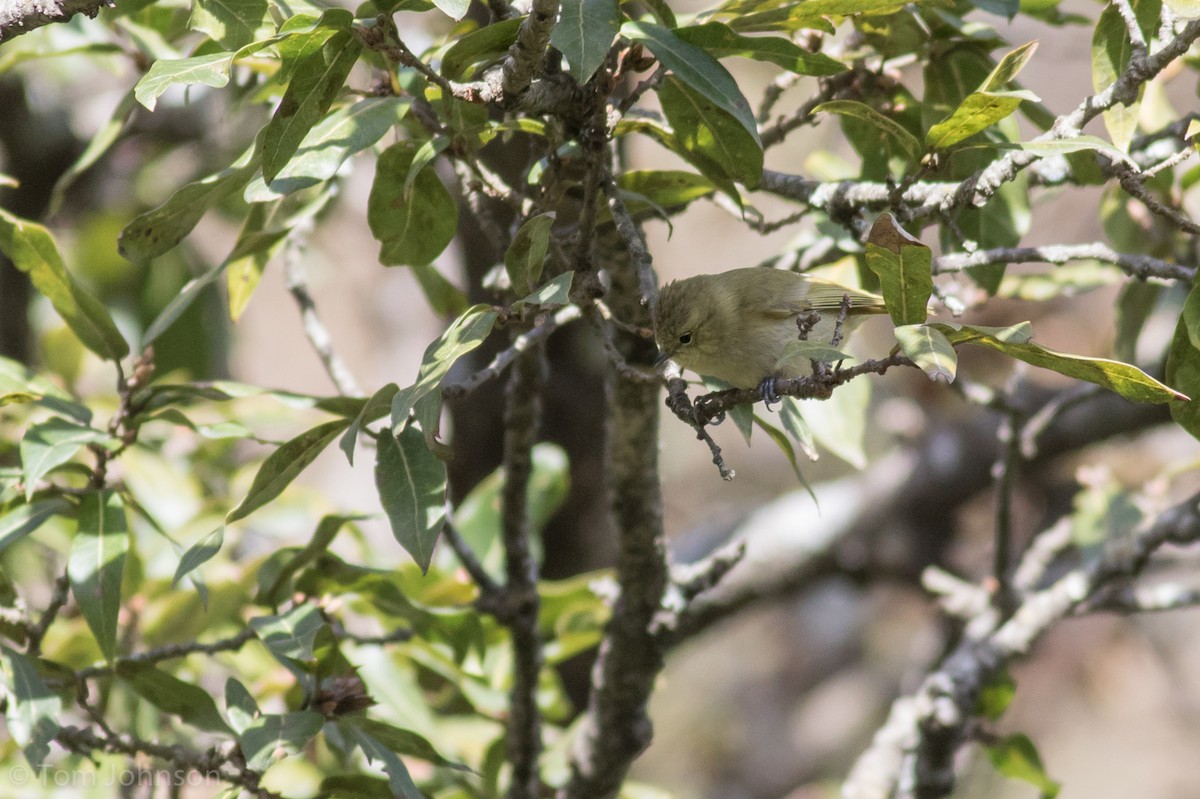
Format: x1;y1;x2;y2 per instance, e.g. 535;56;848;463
758;376;781;410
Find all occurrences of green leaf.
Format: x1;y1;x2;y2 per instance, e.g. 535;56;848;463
614;169;717;215
752;413;812;491
552;0;620;82
977;670;1016;720
722;0;912;33
225;211;290;323
262;24;363;182
21;418;112;501
134;52;234;111
190;0;269;49
777;339;854;364
246;97;409;200
1;645;61;766
673;21;846;76
375;426;447;573
978;41;1039;92
1167;280;1200;438
241;711;325;770
0;210;129;361
990;135;1135;164
657;75;763;194
116;662;233;733
389;305;498;430
1091;0;1160;151
801;373;869;469
411;265;469;317
442;16;523;80
450;442;570;579
937;322;1186;403
340;383;399;466
68;491;129;662
985;733;1061;798
368;142;459;266
172;526;224;587
251;604;327;664
118;144;258;262
926;90;1037;149
224;677;261;734
226;418;351;523
894;324;957;382
344;723;424;799
257;514;366;605
864;213;933;326
623;21;761;146
816;100;923;161
352;718;463;768
143;260;228;345
0;498;72;554
432;0;470;19
505;212;556;294
778;397;818;460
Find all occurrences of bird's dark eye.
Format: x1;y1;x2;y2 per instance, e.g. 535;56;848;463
679;332;693;345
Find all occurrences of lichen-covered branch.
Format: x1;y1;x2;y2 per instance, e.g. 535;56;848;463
843;492;1200;799
934;242;1195;282
0;0;107;44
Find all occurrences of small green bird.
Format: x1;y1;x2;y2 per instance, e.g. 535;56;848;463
653;267;887;392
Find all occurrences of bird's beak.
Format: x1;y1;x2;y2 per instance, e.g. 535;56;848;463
653;349;673;369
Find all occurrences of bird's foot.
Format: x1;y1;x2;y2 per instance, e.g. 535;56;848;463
758;376;781;410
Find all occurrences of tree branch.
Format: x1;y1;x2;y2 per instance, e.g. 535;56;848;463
500;340;547;799
0;0;108;44
843;491;1200;799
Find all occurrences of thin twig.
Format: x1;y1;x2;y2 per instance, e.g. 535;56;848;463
284;235;361;397
26;572;70;656
442;305;582;399
601;172;658;308
76;628;258;680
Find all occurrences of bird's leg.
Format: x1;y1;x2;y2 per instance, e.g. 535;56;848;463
829;293;853;348
758;374;782;410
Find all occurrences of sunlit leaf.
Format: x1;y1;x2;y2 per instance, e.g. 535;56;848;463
818;100;923;161
895;324;957;382
389;305;498;431
937;322;1186;403
674;21;846;75
262;21;363;182
0;498;73;554
21;418;112;501
985;734;1061;798
190;0;270;49
1;645;61;766
68;491;129;662
0;210;129;361
442;16;523;80
134;53;233;111
246;97;410;200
